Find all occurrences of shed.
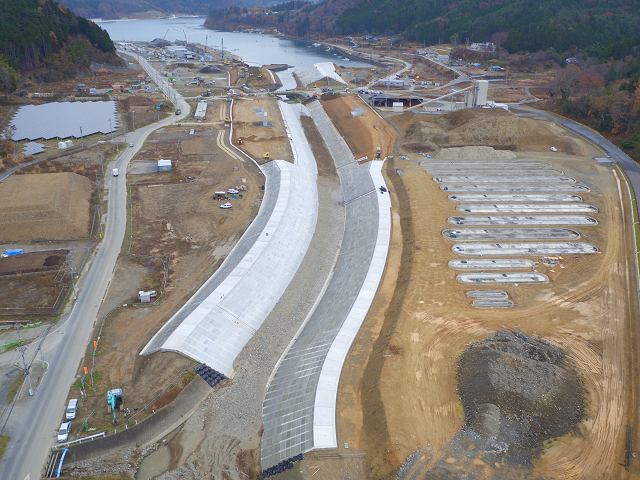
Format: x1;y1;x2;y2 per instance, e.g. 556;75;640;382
112;84;124;93
158;159;172;171
77;84;90;95
392;102;404;112
138;290;157;303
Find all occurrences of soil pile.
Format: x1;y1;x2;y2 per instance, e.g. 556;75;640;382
406;108;555;150
199;65;224;74
457;331;585;457
397;332;586;480
0;173;91;242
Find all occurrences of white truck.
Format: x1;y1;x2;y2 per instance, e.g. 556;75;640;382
113;168;119;176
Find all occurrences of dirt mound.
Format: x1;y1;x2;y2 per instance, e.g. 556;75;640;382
407;108;552;149
432;146;517;160
0;173;92;242
199;65;224;74
457;331;585;450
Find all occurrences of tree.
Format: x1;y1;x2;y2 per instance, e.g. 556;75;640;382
0;56;17;97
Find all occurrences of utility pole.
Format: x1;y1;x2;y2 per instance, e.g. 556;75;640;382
109;118;115;154
17;345;34;396
132;111;135;131
80;126;84;148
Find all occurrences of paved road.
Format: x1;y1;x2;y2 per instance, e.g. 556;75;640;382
511;105;640;200
0;55;189;480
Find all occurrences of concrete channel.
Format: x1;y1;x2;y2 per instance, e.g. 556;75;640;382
452;242;599;255
426;168;564;176
434;176;576;184
457;272;549;284
466;290;508;298
443;228;580;240
447;194;582;203
456;204;597;213
422;161;551;169
473;299;515;308
449;215;598;226
441;185;590;193
449;259;534;270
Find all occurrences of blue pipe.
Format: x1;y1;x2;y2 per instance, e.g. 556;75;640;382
56;448;69;478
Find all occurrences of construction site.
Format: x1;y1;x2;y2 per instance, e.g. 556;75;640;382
1;40;638;480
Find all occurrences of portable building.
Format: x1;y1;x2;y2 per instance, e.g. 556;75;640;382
158;159;172;171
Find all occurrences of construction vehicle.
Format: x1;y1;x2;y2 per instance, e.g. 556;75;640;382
237;138;243;145
175;109;181;115
107;388;123;423
225;116;231;123
156;102;166;110
376;147;381;159
263;152;270;160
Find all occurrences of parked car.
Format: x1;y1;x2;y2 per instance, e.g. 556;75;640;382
228;189;239;194
58;422;71;443
66;399;78;420
550;147;557;152
220;203;233;209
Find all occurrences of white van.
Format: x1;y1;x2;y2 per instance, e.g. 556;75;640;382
113;168;119;177
66;399;78;420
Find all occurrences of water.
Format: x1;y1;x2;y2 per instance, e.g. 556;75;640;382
97;17;372;89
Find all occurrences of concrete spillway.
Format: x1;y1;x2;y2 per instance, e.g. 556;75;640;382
473;299;515;308
426;169;564;176
457;272;548;284
456;204;598;213
448;194;582;203
452;242;599;255
449;215;598;226
422;161;551;169
466;290;508;298
441;184;590;193
434;176;576;184
444;228;580;240
450;259;534;270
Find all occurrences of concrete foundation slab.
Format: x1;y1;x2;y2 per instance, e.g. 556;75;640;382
457;272;549;284
466;290;508;298
441;185;590;193
473;299;515;308
443;228;580;240
449;215;598;226
453;242;599;255
456;204;598;213
449;259;534;270
421;161;551;169
448;194;582;203
434;176;576;184
426;169;564;176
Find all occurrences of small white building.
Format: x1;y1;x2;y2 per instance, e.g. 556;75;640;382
138;290;157;303
194;102;208;121
158;159;172;171
377;79;405;87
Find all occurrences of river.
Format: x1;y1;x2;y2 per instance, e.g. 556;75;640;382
97;16;372;89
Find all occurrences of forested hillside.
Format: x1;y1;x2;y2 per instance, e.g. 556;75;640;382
337;0;639;55
0;0;117;90
59;0;272;19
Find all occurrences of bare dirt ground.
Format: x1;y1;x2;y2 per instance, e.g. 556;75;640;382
232;97;293;163
64;104;264;441
118;94;173;131
321;94;396;161
0;173;92;243
332;111;638;480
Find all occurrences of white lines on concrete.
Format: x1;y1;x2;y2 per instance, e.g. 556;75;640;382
449;215;598;226
426;169;564;176
443;228;580;240
441;184;590;193
466;290;508;298
449;259;534;270
457;272;549;284
456;204;597;213
473;299;515;308
447;194;582;203
452;242;599;255
434;176;576;184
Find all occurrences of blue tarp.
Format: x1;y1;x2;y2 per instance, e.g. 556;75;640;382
5;249;23;256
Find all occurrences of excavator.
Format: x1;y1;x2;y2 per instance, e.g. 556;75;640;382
107;388;124;424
